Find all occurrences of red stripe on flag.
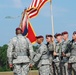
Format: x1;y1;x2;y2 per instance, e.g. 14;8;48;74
27;0;49;18
38;0;48;11
27;8;38;18
34;0;37;7
29;0;41;9
21;14;28;33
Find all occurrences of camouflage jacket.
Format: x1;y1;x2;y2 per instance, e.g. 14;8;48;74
69;41;76;63
46;43;54;63
62;40;71;62
33;43;50;68
7;34;34;64
53;42;63;62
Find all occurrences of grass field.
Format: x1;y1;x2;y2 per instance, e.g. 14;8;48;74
0;70;38;75
0;70;75;75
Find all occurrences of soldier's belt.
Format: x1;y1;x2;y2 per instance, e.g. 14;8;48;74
17;52;27;56
13;56;30;64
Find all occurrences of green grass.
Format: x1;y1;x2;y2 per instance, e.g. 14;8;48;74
0;70;38;75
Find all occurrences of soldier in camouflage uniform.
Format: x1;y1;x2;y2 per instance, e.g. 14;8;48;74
69;31;76;74
33;35;51;75
7;28;34;75
61;31;71;75
53;33;63;75
46;34;54;75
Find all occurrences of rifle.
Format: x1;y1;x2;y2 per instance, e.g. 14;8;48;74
63;40;73;54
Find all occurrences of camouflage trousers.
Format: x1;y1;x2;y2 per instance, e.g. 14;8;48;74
67;63;76;75
72;63;76;75
54;62;61;75
39;65;51;75
49;64;53;75
72;63;76;71
62;62;71;75
13;63;29;75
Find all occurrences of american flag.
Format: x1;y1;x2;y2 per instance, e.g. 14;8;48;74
26;0;49;18
19;0;49;43
19;11;28;35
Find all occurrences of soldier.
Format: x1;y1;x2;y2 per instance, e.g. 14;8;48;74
45;34;54;75
53;33;63;75
7;27;34;75
33;35;51;75
61;31;71;75
69;31;76;74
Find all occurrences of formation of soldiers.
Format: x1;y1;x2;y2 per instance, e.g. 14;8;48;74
7;27;76;75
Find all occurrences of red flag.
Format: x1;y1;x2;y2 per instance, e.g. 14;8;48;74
27;22;36;44
26;0;49;18
20;12;36;44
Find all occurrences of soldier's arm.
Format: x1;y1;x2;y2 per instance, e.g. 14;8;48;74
7;39;14;65
26;38;35;61
53;45;59;56
65;53;71;57
54;52;59;56
33;45;47;63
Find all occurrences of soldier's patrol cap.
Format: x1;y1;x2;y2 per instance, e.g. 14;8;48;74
36;35;44;39
62;31;68;35
16;27;22;32
46;34;53;38
54;33;62;38
73;31;76;34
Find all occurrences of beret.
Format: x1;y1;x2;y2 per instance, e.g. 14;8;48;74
54;33;62;38
46;34;53;38
36;35;44;39
73;31;76;34
16;27;22;31
62;31;68;35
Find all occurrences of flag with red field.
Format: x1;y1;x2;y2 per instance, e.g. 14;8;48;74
20;12;36;44
27;22;36;43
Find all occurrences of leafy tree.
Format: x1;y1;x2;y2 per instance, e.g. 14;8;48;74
0;45;11;71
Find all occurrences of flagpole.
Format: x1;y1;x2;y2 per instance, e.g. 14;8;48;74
50;0;55;50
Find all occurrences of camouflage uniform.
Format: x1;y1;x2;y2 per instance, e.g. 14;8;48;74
7;34;34;75
33;43;51;75
69;41;76;73
53;42;62;75
47;43;54;75
62;40;71;75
